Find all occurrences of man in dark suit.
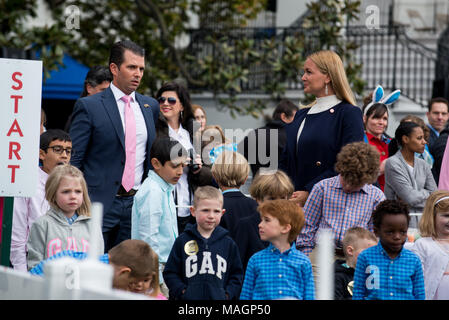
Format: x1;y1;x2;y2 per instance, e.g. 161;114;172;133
69;40;159;252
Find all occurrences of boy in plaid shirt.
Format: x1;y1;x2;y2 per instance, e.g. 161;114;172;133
352;200;425;300
240;200;314;300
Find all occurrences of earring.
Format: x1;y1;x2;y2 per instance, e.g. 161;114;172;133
180;110;184;119
325;83;328;95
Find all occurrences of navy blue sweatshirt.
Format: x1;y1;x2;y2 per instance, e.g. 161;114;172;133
163;223;244;300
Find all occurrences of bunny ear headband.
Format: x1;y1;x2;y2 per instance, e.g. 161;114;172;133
363;85;401;117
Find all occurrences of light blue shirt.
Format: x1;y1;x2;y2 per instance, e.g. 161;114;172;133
353;242;425;300
131;170;178;268
240;243;315;300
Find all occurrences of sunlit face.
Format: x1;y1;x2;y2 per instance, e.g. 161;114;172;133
258;213;290;242
301;58;330;97
191;199;224;235
427;102;449;132
194;108;207;131
159;91;184;124
40;139;72;174
55;176;83;218
351;239;377;265
152;157;186;185
127;274;153;295
375;214;408;258
364;112;388;138
110;50;144;95
402;127;426;154
435;211;449;240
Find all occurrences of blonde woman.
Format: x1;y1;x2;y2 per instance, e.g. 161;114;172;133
280;50;364;206
26;164;104;270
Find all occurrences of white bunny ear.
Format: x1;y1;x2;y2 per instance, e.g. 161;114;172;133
381;89;401;105
372;85;384;103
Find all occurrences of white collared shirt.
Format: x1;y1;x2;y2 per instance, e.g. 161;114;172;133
168;123;193;217
110;82;148;189
297;95;342;143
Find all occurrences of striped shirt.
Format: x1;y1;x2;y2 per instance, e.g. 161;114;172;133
296;175;385;255
240;243;315;300
352;242;425;300
29;250;109;276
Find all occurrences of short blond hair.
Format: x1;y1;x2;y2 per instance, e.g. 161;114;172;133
249;170;294;201
193;186;223;208
342;227;377;259
45;164;91;216
258;199;305;243
211;151;249;188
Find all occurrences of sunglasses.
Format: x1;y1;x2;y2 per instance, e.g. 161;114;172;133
47;146;73;156
157;96;177;105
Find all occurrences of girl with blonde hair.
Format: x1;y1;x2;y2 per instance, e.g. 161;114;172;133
410;190;449;299
280;50;364;207
26;164;104;270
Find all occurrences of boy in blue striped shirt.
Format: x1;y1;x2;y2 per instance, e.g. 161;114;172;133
240;200;315;300
353;200;425;300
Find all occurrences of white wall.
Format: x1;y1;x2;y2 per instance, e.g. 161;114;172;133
276;0;309;27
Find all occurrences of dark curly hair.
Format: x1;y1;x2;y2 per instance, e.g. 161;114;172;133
335;141;380;187
372;199;410;230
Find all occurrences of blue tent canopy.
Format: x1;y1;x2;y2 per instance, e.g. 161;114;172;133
42;54;89;100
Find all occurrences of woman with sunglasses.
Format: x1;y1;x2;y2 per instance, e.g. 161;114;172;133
155;81;212;233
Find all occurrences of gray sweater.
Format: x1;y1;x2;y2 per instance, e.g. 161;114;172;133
384;151;437;213
26;207;104;270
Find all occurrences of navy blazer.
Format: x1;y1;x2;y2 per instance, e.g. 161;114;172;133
279;101;364;192
69;87;159;216
219;191;259;240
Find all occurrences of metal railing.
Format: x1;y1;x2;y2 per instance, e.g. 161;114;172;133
184;25;438;107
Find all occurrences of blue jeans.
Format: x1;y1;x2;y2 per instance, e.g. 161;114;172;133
102;195;134;253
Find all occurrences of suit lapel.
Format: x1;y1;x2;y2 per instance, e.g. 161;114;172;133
102;87;125;149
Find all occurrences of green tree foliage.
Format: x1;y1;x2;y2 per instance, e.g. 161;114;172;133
1;0;364;117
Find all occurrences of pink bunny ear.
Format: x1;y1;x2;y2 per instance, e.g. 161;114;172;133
381;90;401;106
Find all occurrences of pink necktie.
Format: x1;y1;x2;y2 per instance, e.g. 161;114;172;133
121;95;136;192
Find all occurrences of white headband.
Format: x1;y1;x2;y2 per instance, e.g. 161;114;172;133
435;196;449;206
364;85;401;117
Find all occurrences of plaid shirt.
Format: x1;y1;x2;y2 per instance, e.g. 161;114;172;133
296;175;385;255
240;243;315;300
29;250;109;276
352;242;425;300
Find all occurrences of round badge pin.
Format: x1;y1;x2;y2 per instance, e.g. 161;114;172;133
330;108;334;113
184;240;199;256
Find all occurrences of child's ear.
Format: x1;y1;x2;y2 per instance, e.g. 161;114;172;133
39;149;46;161
117;266;131;278
373;226;380;238
346;245;354;257
190;206;196;217
221;208;226;216
151;158;161;169
281;223;291;235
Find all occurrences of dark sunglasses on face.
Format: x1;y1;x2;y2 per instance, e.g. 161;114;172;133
157;96;177;105
47;145;73;156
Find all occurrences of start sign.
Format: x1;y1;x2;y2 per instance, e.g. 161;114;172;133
0;58;42;197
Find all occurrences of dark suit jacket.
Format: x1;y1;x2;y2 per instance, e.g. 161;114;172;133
279;101;364;192
219;191;259;240
69;87;159;218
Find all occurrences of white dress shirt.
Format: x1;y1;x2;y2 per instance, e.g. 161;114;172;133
169;123;193;217
110;82;147;189
10;167;50;271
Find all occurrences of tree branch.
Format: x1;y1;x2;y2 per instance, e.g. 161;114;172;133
136;0;205;87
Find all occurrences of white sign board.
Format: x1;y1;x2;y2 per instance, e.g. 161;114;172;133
0;58;42;197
